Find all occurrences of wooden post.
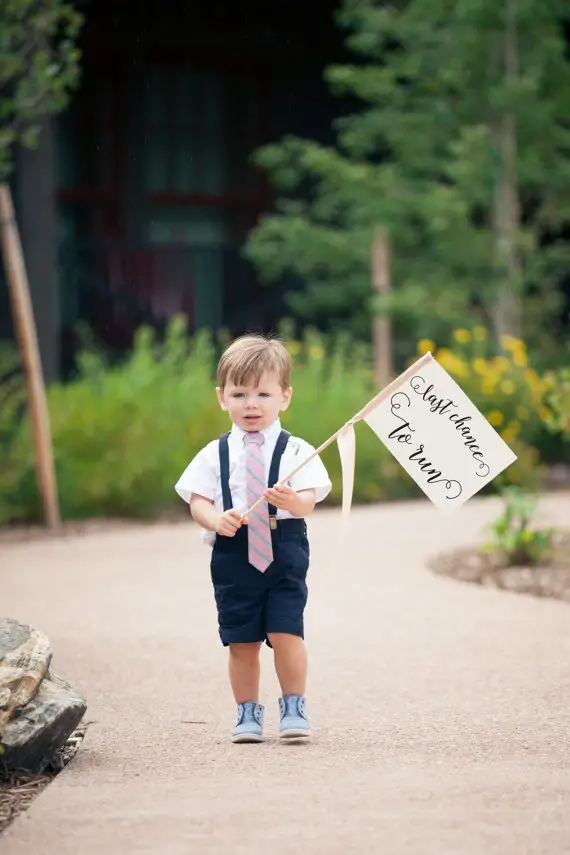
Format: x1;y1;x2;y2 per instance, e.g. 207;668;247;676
0;183;61;530
371;228;393;388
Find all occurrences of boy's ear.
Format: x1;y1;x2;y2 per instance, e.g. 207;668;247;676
280;386;293;411
216;386;227;411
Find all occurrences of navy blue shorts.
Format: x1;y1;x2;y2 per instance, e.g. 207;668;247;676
210;519;309;646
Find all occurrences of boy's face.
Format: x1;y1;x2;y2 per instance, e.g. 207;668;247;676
216;371;292;432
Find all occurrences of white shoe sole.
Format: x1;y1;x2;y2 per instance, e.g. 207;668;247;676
279;728;311;739
232;732;264;744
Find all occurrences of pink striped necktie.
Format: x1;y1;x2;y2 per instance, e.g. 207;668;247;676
244;431;274;572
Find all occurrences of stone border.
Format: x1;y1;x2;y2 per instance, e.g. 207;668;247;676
0;724;87;836
427;531;570;603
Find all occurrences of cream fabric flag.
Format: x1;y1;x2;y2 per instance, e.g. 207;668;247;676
335;352;517;516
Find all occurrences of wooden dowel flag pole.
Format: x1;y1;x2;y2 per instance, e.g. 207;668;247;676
241;352;434;521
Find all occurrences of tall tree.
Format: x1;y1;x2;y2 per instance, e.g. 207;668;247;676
245;0;570;355
0;0;83;181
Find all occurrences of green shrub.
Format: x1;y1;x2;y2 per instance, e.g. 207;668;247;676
545;366;570;439
1;320;226;521
0;318;561;525
483;487;555;566
0;343;27;523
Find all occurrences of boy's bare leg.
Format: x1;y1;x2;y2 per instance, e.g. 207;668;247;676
267;633;307;696
228;642;262;703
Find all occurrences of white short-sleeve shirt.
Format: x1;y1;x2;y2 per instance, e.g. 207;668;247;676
175;419;332;545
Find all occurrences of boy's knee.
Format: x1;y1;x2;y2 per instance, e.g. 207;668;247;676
229;642;262;661
267;632;303;649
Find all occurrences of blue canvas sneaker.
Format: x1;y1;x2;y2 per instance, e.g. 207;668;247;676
278;695;311;739
232;701;265;743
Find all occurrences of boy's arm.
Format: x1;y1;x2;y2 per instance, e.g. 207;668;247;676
190;494;244;537
265;438;332;516
263;486;316;517
189;494;220;531
290;488;316;517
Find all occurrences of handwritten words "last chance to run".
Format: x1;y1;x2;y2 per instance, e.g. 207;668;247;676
387;373;493;500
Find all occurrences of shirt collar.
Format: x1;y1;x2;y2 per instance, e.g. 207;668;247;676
230;418;282;446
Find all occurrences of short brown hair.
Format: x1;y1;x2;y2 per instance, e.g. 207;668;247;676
217;334;291;389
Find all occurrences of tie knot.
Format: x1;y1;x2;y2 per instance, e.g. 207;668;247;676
244;431;265;447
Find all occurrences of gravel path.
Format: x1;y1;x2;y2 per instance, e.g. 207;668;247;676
2;494;570;855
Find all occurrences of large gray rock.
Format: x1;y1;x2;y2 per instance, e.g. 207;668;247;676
0;618;87;774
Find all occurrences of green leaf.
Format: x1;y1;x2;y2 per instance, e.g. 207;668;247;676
0;0;84;179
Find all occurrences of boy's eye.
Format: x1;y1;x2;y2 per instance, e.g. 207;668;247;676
232;392;245;398
259;393;270;398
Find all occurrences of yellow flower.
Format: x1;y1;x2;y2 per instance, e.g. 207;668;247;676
512;349;527;367
501;422;520;444
473;326;487;341
417;339;435;355
500;335;521;352
436;348;468;377
309;345;324;361
487;410;504;427
453;329;471;344
501;428;515;444
482;378;497;395
516;406;529;421
492;356;510;374
501;380;515;395
287;340;301;356
473;358;487;376
539;407;551;421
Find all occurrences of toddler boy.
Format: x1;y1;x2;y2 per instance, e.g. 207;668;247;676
175;334;331;742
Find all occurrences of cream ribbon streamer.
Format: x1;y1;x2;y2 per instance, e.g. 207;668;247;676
336;420;356;522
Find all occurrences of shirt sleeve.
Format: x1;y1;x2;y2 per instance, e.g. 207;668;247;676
287;439;332;504
174;441;219;504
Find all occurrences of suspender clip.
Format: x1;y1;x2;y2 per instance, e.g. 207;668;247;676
269;515;277;530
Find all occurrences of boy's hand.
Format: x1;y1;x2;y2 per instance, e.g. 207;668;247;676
264;484;299;513
216;509;246;537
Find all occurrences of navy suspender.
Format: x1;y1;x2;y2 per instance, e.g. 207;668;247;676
218;432;232;512
218;430;291;516
266;430;291;517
